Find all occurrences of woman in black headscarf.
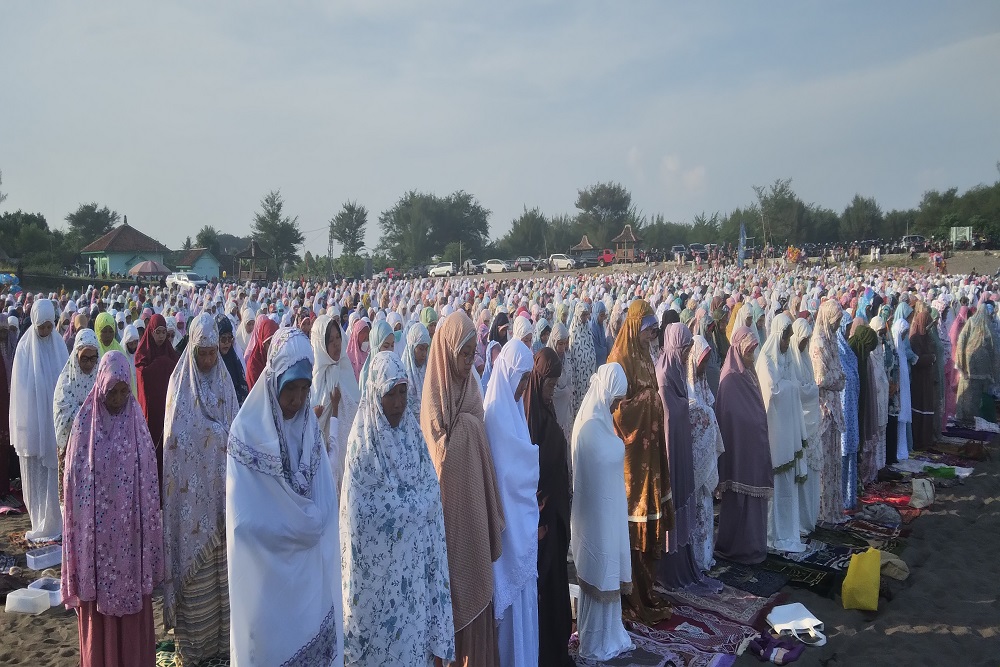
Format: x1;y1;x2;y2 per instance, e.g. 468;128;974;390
524;348;573;667
216;315;249;405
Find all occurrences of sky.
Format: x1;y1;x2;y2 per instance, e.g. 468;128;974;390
2;1;998;254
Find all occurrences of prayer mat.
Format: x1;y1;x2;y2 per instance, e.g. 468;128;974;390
707;560;789;598
859;481;914;508
942;425;999;446
155;642;230;667
658;583;783;629
647;604;759;655
758;557;842;598
5;530;60;552
913;450;978;468
930;439;990;461
778;540;862;571
569;629;735;667
897;507;921;524
810;525;907;556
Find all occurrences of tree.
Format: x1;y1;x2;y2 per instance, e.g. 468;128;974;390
378;190;491;265
575;182;640;246
329;201;368;256
195;225;221;256
65;202;120;247
840;195;883;242
753;179;810;246
495;206;549;258
182;236;193;251
251;190;304;278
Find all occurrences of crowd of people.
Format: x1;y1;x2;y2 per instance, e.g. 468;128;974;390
0;258;995;666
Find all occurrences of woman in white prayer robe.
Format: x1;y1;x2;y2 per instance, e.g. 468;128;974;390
570;363;635;662
226;327;343;666
789;318;822;535
310;314;360;492
10;299;68;542
484;340;539;667
755;314;808;553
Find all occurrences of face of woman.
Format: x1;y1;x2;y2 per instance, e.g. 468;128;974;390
580;311;591;324
325;323;342;362
414;343;429;367
379;336;394;353
741;342;757;366
219;331;234;355
126;341;138;355
278;378;312;419
541;376;557;403
104;380;131;415
798;335;809;352
610;397;623;413
696;353;708;376
426;321;436;338
36;321;53;338
196;346;218;373
456;339;476;380
540;329;550;345
598;311;607;325
555;338;569;357
244;320;255;334
779;325;793;353
639;326;656;349
513;372;530;402
381;382;408;428
153;326;168;346
299;319;312;337
78;347;99;375
99;325;115;346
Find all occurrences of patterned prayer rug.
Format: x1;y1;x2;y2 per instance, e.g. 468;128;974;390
657;583;783;629
5;530;59;552
707;560;790;598
155;642;230;667
777;540;863;571
647;604;759;655
758;557;842;598
569;629;734;667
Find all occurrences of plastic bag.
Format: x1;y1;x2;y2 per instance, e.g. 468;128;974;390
842;547;881;611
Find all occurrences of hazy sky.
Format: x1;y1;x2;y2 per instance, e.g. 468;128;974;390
2;1;998;254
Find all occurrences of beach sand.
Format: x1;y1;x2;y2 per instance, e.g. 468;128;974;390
2;445;999;666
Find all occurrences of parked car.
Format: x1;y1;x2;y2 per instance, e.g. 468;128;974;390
166;272;208;290
571;251;600;268
462;259;483;275
548;254;575;270
596;249;615;266
483;259;511;274
901;235;927;251
688;243;708;260
512;256;542;271
670;244;689;261
428;261;456;277
403;265;427;279
374;267;401;280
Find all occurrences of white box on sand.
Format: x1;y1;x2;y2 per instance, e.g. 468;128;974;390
28;577;62;607
5;588;50;614
25;544;61;570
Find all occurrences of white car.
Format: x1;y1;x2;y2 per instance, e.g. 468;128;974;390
483;259;510;274
166;272;208;290
548;254;575;270
428;261;456;277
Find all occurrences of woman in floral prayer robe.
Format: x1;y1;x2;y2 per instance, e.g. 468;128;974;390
162;313;239;666
810;300;847;524
340;351;453;666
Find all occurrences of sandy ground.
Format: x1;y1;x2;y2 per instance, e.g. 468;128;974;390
3;444;999;666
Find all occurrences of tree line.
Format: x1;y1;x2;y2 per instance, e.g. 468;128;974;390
1;164;999;277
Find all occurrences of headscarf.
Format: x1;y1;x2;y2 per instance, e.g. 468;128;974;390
590;300;610;367
419;311;505;633
339;350;455;664
686;335;725;493
359;319;394;396
546;321;574;442
61;351;164;615
215;315;249;405
94;311;124;357
656;322;695;550
309;314;361;484
848;322;879;442
52;329;100;455
346;318;371;380
532;318;551;354
715;327;773;496
245;316;279;391
401;322;431;422
567;302;596;416
524;348;570;535
483;340;537;620
10;299;69;467
161;312;240;627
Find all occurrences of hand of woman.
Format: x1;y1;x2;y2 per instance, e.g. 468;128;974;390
312;405;324;419
330;386;342;418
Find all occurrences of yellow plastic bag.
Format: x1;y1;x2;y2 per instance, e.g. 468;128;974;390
842;547;881;611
